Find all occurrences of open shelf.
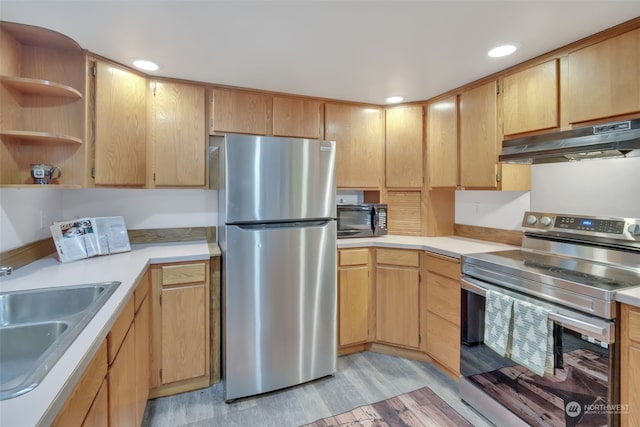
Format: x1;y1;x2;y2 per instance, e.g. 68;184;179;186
1;76;83;98
0;130;83;144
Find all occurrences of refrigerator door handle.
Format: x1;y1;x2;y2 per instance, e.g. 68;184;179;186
235;220;332;230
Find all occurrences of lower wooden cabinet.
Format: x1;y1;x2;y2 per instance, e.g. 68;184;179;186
82;379;108;427
338;248;372;349
134;272;150;426
150;260;211;397
621;303;640;427
108;321;136;426
425;253;461;377
375;249;420;349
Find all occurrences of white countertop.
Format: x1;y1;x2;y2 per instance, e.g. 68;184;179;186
337;235;515;258
0;241;213;427
615;288;640;308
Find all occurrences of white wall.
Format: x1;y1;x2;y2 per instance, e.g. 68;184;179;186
530;156;640;218
455;191;530;230
0;188;65;252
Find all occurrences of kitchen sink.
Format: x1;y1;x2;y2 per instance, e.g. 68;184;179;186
0;282;120;400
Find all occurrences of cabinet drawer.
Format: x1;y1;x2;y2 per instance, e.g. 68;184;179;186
376;249;419;267
629;308;640;343
425;253;460;280
107;297;134;364
162;262;207;286
427;274;461;326
339;248;369;266
133;270;149;313
426;312;460;374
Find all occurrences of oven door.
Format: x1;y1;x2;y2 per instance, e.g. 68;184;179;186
460;276;618;427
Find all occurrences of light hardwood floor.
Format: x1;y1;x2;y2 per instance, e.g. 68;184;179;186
142;351;493;427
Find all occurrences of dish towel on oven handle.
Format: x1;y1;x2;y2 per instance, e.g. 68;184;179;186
511;298;554;376
483;290;513;357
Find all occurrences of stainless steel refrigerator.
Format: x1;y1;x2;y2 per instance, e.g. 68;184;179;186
210;133;337;401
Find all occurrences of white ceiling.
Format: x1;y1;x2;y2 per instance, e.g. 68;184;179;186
2;1;640;105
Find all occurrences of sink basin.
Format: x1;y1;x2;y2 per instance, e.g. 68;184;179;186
0;282;120;400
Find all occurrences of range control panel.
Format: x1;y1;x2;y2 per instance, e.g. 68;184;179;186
522;211;640;240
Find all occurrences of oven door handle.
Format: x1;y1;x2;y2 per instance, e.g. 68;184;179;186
461;277;613;343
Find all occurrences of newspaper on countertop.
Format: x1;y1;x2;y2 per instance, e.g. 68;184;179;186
50;216;131;263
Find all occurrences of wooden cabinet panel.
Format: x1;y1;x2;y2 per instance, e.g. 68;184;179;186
134;293;150;426
460;81;498;189
107;297;134;364
108;324;136;427
149;81;206;187
161;284;207;384
425;253;460;281
568;28;640;123
377;248;420;267
52;342;107;427
385;106;423;188
426;96;458;188
426;274;460;326
134;270;150;312
621;304;640;427
426;311;460;374
81;379;108;427
325;103;384;188
502;59;559;136
211;88;269;135
161;262;207;285
386;190;422;236
94;61;147;185
339;248;369;266
272;96;321;139
338;266;370;345
375;265;420;348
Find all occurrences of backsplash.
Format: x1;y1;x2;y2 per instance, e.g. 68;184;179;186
455;191;530;230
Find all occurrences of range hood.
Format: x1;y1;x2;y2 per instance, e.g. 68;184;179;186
499;119;640;164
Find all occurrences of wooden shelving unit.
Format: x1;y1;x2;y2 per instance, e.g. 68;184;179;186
0;75;83;98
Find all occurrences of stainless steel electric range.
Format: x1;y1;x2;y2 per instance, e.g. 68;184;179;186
460;211;640;427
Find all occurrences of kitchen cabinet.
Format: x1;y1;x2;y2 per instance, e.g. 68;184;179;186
272;96;322;139
385;106;423;188
424;253;461;378
621;303;640;427
133;271;150;426
567;28;640;124
375;249;420;348
51;342;107;427
211;87;270;135
460;81;530;191
386;191;422;236
426;96;458;189
0;22;88;187
81;380;108;427
148;80;206;187
94;60;147;186
150;260;211;398
107;297;136;427
502;59;559;136
338;248;372;351
325;103;384;189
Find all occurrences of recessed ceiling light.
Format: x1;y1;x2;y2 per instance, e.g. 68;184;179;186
386;96;404;104
488;45;517;58
133;59;159;71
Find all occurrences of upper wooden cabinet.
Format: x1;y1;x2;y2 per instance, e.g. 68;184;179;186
426;96;458;188
0;22;88;187
568;28;640;124
211;88;269;135
385;106;423;188
94;61;147;186
502;59;559;136
459;81;499;189
272;96;322;139
325;103;384;189
148;81;206;187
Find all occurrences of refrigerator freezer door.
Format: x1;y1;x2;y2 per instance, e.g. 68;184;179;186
223;221;337;401
222;134;336;224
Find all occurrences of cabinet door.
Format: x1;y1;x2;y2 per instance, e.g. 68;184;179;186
568;28;640;124
211;88;269;135
385;106;423;188
426;96;458;188
460;81;498;189
503;59;559;135
95;61;147;185
338;265;370;346
81;379;108;427
272;96;321;139
150;81;205;187
375;265;419;348
161;284;207;384
134;294;150;426
325;103;384;188
108;324;136;427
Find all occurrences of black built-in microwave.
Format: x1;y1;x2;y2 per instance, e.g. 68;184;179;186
336;204;387;238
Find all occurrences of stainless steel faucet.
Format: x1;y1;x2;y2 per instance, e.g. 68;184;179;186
0;266;13;276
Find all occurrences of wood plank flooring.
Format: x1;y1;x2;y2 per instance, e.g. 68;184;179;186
142;351;494;427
